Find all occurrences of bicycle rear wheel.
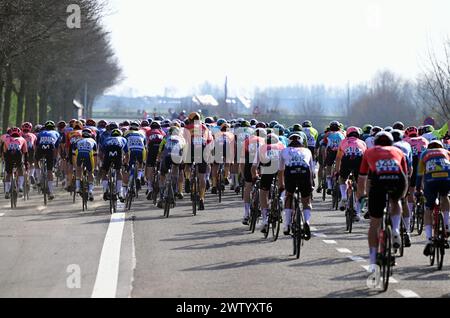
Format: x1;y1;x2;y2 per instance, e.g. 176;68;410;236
271;199;282;242
437;213;445;270
191;176;197;216
295;208;303;259
417;205;424;235
409;205;416;233
399;220;405;257
218;170;222;203
381;225;392;292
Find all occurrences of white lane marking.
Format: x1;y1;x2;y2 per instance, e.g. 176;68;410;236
0;213;4;217
92;211;126;298
336;248;352;253
313;232;327;238
348;255;365;262
396;289;420;298
361;265;370;271
37;206;46;212
361;265;398;283
323;240;337;244
310;226;318;231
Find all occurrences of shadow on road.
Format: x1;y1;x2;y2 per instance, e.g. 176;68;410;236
181;256;293;271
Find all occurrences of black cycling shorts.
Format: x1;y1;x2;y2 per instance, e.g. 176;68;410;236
424;179;450;209
146;144;161;167
368;173;407;219
260;173;276;191
409;156;419;187
244;163;253;183
101;147;123;172
284;167;312;198
340;156;363;180
325;149;337;167
4;151;23;173
35;148;55;171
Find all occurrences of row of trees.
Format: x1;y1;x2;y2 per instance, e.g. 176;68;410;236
0;0;121;132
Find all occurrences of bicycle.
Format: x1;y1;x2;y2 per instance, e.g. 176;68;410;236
291;189;306;259
163;168;176;218
321;168;327;202
414;193;425;235
190;162;200;216
345;174;357;233
125;163;138;211
10;164;18;209
108;166;118;214
331;174;341;210
152;165;160;206
23;169;30;201
249;179;261;233
429;202;448;270
80;165;89;212
39;158;49;206
218;163;225;203
266;175;282;241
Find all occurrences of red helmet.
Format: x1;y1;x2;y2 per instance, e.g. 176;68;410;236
86;119;96;127
346;126;360;137
21;122;33;133
405;126;418;138
10;127;22;137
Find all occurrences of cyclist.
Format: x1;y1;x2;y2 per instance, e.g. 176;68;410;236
74;129;97;201
365;126;382;149
323;121;345;195
211;122;235;195
392;121;405;131
392;129;413;246
100;129;128;202
145;121;166;199
335;126;367;219
361;124;373;141
65;121;84;191
252;133;285;233
316;126;329;193
357;131;408;273
123;121;147;197
21;122;37;185
241;128;266;225
157;126;186;208
232;120;253;192
2;128;28;199
35;121;60;200
280;133;314;238
416;140;450;256
302;120;318;158
183;112;214;211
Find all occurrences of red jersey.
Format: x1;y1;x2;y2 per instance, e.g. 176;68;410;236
66;130;83;152
404;136;428;158
22;132;37;150
359;146;407;176
2;136;28;154
146;129;166;145
337;137;367;160
183;123;213;146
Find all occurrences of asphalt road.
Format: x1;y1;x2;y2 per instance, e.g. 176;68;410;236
0;180;449;298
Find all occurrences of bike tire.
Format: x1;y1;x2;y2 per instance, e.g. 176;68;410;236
409;206;416;233
417;205;424;235
218;171;222;204
437;213;445;270
192;176;197;216
272;200;282;242
381;225;392;292
295;208;303;259
399;220;405;257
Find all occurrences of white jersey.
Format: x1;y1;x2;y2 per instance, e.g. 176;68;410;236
280;147;315;171
365;136;375;149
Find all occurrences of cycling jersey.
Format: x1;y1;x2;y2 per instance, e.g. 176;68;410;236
280;147;314;170
280;147;315;197
101;136;128;172
75;138;97;172
394;141;413;171
37;130;60;150
405;136;429;158
337;137;367;160
22;132;37;151
159;135;186;173
359;146;408;177
303;127;318;148
324;131;345;151
254;142;285;175
2;136;28;173
125;130;147;167
213;131;235;164
365;136;375;149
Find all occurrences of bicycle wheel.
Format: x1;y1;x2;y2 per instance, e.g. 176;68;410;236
399;220;405;257
436;213;445;270
191;176;197;216
409;205;416;233
10;174;16;209
381;225;392;292
109;171;115;214
295;208;303;259
271;199;282;242
250;188;259;233
218;170;222;203
417;205;424;235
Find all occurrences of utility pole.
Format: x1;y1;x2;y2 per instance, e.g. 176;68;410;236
84;82;88;118
347;81;351;116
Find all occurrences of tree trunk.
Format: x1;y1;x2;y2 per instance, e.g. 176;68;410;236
2;65;13;133
38;83;49;123
24;79;38;124
15;75;26;126
0;70;4;128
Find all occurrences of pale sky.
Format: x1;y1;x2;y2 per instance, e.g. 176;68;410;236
102;0;450;97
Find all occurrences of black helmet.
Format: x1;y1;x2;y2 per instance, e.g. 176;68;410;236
329;121;340;132
391;129;404;142
250;119;258;126
302;120;313;128
392;121;405;131
108;122;119;130
374;131;394;146
82;129;93;139
241;120;251;128
269;121;279;128
151;121;161;129
370;126;383;136
111;129;123;137
45;120;56;130
205;117;214;124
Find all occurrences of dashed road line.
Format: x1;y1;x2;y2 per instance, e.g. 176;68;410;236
323;240;337;244
348;255;365;262
396;289;420;298
0;213;4;217
336;248;352;253
313;232;327;238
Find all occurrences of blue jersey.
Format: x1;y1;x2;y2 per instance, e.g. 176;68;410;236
102;136;128;154
125;131;146;151
279;135;289;147
75;138;97;156
394;141;413;170
99;130;112;151
326;132;345;151
37;130;61;149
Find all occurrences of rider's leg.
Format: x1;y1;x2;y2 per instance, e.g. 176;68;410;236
283;192;293;234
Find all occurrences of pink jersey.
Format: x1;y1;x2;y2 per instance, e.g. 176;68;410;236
404;136;428;157
22;132;37;150
337;137;367;159
2;136;28;154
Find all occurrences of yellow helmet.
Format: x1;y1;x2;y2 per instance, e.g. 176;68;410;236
188;112;201;122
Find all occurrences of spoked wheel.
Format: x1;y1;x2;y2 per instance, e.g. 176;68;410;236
271;200;282;242
436;213;446;270
417;206;424;235
293;209;304;259
399;220;405;257
191;177;197;216
249;189;259;233
381;225;392;292
109;175;116;214
409;206;416;233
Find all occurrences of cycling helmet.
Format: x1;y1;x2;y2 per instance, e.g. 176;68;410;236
82;129;93;139
205;117;214;125
302;120;313;128
292;124;303;132
10;127;22;137
273;124;285;136
111;129;122;137
86;119;96;127
329;121;340;132
269;121;279;128
69;119;77;128
254;128;267;138
21;122;33;133
217;118;227;127
288;133;303;146
108;122;119;130
241;120;251;128
97;120;107;129
391;129;404;142
73;121;84;130
405;126;418;138
188;112;201;122
57;121;67;130
171;121;181;128
151;121;161;130
362;124;373;135
374;131;394;146
169;126;181;136
180;121;185;128
370;126;383;136
384;126;393;133
422;125;434;134
428;140;444;149
44;120;56;130
79;119;86;125
250;119;258;126
392;121;405;130
221;123;231;132
346;126;360;138
141;120;150;127
130;121;140;130
255;122;267;129
34;125;43;134
267;133;280;145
